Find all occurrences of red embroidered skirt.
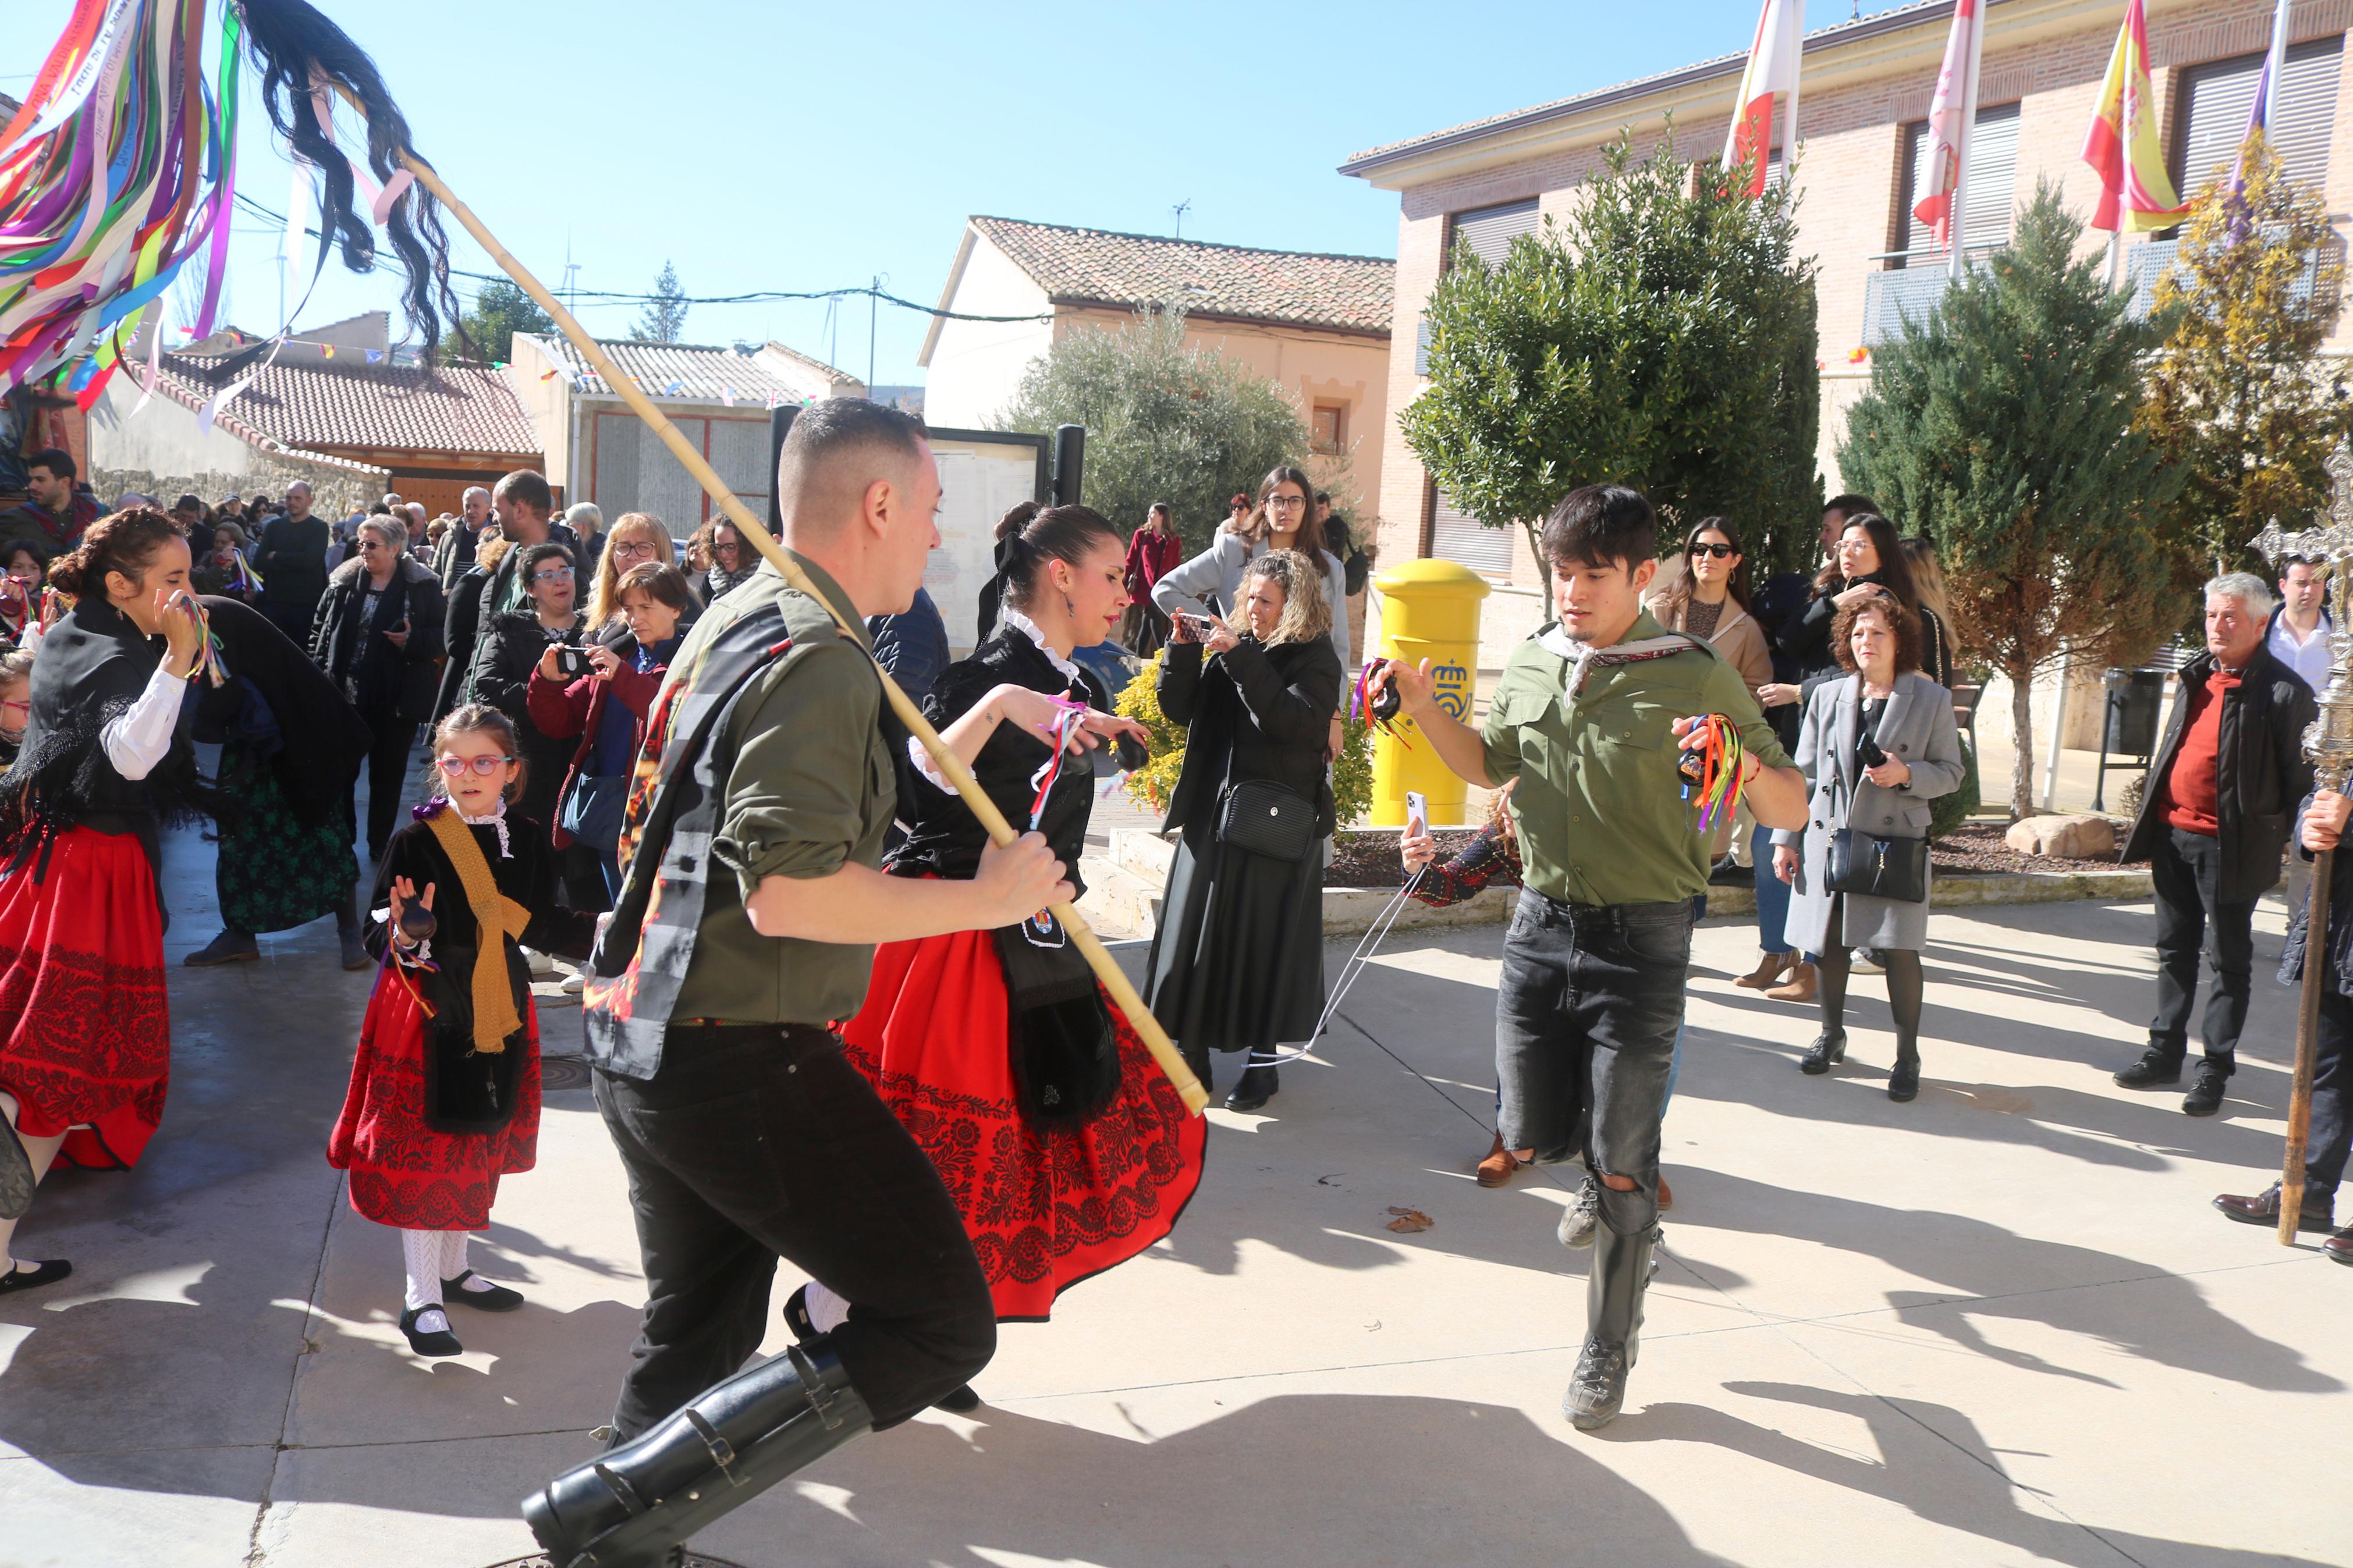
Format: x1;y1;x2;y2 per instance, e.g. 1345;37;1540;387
840;926;1205;1322
326;969;541;1230
0;826;169;1169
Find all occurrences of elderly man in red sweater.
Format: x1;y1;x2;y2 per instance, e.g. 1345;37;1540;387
2117;573;2317;1117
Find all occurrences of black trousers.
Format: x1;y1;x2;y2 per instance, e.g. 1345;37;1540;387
2149;826;2255;1069
593;1022;996;1441
354;703;416;860
1496;891;1691;1238
2308;982;2353;1201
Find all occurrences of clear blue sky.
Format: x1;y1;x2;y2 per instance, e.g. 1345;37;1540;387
6;0;1919;388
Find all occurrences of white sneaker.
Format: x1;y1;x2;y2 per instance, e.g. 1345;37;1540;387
559;970;585;995
1850;947;1885;975
522;947;559;980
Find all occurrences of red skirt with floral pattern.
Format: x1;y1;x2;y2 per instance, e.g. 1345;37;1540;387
0;826;169;1169
326;968;540;1229
840;926;1205;1322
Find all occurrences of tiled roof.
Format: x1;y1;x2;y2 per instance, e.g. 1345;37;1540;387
123;368;387;478
968;216;1394;336
154;353;541;456
1341;0;1955;173
528;336;838;402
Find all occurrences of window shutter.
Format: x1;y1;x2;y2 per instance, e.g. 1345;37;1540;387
1448;198;1540;269
1901;102;2021;262
2177;35;2344;195
1415;312;1432;376
1428;488;1514;578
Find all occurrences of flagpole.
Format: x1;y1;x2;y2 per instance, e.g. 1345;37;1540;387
328;90;1210;1118
1781;0;1802;183
1948;0;1985;281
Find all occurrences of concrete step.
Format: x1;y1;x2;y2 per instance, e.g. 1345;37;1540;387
1076;853;1160;941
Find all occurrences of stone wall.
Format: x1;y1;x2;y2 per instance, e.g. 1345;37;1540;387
90;451;386;520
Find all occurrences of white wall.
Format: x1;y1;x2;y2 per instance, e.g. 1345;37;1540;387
922;235;1056;430
927;435;1044;655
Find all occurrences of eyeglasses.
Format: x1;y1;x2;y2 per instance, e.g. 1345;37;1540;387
0;700;27;716
1690;542;1738;559
532;567;575;584
436;755;515;777
1264;495;1307;511
611;540;658;560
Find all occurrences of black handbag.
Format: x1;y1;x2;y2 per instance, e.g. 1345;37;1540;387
991;910;1120;1131
1218;778;1316;863
1826;827;1930;904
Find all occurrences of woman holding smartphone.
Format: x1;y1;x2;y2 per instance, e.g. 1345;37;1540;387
311;517;447;864
467;543;585;848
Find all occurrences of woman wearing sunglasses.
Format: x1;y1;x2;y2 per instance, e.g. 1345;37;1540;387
464;543;588;881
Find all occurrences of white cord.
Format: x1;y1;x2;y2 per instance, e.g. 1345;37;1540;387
1243;866;1427;1070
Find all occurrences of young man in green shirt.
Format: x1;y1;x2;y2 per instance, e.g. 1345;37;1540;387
530;401;1071;1566
1376;484;1806;1430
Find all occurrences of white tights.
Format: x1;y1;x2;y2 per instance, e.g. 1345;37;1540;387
400;1228;485;1313
0;1091;68;1272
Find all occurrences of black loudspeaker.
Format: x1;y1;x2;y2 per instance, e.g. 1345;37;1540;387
1051;424;1085;507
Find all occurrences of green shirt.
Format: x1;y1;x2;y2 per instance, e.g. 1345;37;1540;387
670;555;897;1026
1479;609;1791;908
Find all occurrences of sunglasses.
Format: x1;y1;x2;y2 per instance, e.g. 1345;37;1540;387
1690;542;1738;559
436;754;516;777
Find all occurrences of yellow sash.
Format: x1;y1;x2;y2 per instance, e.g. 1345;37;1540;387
425;806;534;1055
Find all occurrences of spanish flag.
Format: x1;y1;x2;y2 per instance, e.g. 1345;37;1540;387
2082;0;2188;232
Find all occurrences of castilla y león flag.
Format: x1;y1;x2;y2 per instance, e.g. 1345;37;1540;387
1911;0;1985;247
2082;0;2188;232
1723;0;1802;197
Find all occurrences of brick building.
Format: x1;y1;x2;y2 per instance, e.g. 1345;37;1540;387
1344;0;2353;658
919;216;1395;525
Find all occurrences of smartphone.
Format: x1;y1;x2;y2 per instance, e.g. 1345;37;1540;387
554;646;592;678
1406;790;1429;837
1858;734;1888;770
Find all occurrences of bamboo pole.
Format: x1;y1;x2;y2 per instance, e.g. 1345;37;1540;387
2281;851;2329;1244
353;116;1206;1117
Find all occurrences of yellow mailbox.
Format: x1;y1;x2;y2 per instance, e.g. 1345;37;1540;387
1369;557;1491;827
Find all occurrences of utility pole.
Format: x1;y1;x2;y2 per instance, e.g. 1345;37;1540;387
1172;198;1191;239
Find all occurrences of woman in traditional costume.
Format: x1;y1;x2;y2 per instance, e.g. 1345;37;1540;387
326;703;593;1356
182;596;376;970
829;504;1204;1355
0;510;208;1295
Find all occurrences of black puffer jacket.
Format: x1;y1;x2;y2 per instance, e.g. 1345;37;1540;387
2121;645;2316;905
308;554;447;720
467;607;585;827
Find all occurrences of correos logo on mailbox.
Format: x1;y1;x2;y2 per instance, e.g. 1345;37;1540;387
1432;661;1471;721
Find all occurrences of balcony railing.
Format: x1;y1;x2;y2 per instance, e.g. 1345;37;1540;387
2120;225;2345;319
1859;250;1994;347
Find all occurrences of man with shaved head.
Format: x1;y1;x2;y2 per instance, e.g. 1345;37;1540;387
527;401;1070;1566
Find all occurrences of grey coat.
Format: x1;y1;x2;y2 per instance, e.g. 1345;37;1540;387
1772;671;1964;953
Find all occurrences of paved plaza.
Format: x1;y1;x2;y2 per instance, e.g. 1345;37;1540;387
2;816;2348;1568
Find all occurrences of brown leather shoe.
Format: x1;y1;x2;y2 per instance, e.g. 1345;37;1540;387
1764;962;1818;1003
1476;1131;1518;1188
2324;1228;2353;1266
1735;951;1797;990
2213;1183;2334;1233
1658;1175;1674;1213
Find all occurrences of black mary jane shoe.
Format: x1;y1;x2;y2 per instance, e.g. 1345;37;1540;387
1887;1057;1921;1103
441;1270;523;1311
934;1384;983;1414
0;1258;71;1296
398;1304;464;1357
0;1118;34;1221
1223;1065;1279;1112
1798;1032;1847;1075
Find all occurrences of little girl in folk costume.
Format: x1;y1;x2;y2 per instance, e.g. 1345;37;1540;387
328;703;593;1357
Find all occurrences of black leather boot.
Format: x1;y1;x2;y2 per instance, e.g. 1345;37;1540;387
1564;1221;1659;1432
1224;1065;1278;1112
1799;1030;1846;1075
1889;1027;1921;1103
523;1341;872;1568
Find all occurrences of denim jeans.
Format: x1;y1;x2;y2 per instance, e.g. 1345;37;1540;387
1497;890;1691;1236
1752;820;1791;954
2149;826;2254;1069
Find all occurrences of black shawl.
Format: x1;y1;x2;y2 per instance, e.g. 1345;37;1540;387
890;625;1108;896
0;598;210;854
196;596;375;830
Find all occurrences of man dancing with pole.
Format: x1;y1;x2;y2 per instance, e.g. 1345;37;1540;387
524;401;1074;1566
1372;485;1807;1430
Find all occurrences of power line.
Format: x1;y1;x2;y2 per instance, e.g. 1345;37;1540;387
228;191;1052;323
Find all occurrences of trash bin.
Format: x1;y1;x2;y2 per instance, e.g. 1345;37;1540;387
2104;668;2165;755
1368;558;1490;827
